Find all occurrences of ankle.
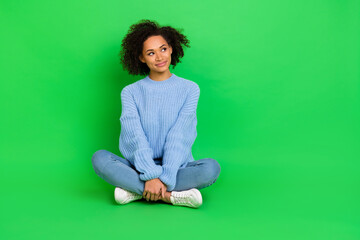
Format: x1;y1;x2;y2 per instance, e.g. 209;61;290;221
161;191;172;203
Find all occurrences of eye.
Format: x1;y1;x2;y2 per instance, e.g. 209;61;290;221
147;48;167;56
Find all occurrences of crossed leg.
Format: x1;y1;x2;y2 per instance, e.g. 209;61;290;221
91;149;221;201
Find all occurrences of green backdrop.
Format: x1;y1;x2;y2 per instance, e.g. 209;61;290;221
1;0;359;239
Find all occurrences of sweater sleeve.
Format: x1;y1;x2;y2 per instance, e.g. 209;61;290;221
158;83;200;191
119;87;163;181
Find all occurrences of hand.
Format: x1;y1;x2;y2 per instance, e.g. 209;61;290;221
143;178;167;202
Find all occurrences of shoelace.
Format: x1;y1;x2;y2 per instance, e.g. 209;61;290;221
172;191;192;204
127;191;142;200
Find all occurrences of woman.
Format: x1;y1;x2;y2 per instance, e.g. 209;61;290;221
91;19;221;208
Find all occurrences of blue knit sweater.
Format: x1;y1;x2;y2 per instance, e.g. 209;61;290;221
119;73;200;191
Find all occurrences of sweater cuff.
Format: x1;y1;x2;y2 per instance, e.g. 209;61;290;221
139;165;163;181
133;148;163;181
158;165;179;191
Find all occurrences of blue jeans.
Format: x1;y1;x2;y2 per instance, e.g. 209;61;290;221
91;149;221;195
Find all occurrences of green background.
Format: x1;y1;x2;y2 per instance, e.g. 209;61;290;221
1;0;359;239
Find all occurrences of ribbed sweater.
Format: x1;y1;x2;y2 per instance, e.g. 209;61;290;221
119;73;200;191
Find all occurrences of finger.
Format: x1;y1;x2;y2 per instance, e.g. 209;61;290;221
145;192;150;201
161;187;165;199
154;194;159;201
153;192;158;201
150;193;155;201
156;192;161;201
143;188;148;198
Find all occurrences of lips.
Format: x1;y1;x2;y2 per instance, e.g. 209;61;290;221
156;61;167;67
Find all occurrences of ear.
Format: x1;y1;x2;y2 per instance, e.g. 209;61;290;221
139;54;145;63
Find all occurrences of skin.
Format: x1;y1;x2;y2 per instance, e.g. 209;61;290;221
139;35;174;203
143;178;172;203
139;35;173;82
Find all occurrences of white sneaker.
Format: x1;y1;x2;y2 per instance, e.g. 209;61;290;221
170;188;202;208
114;187;143;205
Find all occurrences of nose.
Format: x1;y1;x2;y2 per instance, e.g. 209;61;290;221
155;53;162;61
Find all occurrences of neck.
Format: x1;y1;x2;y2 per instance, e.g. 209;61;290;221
148;70;172;81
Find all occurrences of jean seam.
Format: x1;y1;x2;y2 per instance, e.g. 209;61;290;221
98;154;116;178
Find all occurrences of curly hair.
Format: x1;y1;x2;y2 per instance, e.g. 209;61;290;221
119;19;190;76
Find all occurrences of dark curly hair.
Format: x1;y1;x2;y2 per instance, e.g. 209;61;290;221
119;19;190;76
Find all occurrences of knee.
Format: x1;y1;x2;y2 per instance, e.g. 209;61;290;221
202;158;221;182
91;149;110;171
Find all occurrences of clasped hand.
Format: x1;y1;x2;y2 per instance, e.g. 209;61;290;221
143;178;167;202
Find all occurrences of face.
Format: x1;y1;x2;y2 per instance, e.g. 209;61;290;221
139;35;173;74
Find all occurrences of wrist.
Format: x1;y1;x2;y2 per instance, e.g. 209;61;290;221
147;178;159;182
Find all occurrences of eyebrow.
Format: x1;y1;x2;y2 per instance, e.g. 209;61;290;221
146;44;166;52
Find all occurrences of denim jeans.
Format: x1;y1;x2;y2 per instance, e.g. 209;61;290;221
91;149;221;195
